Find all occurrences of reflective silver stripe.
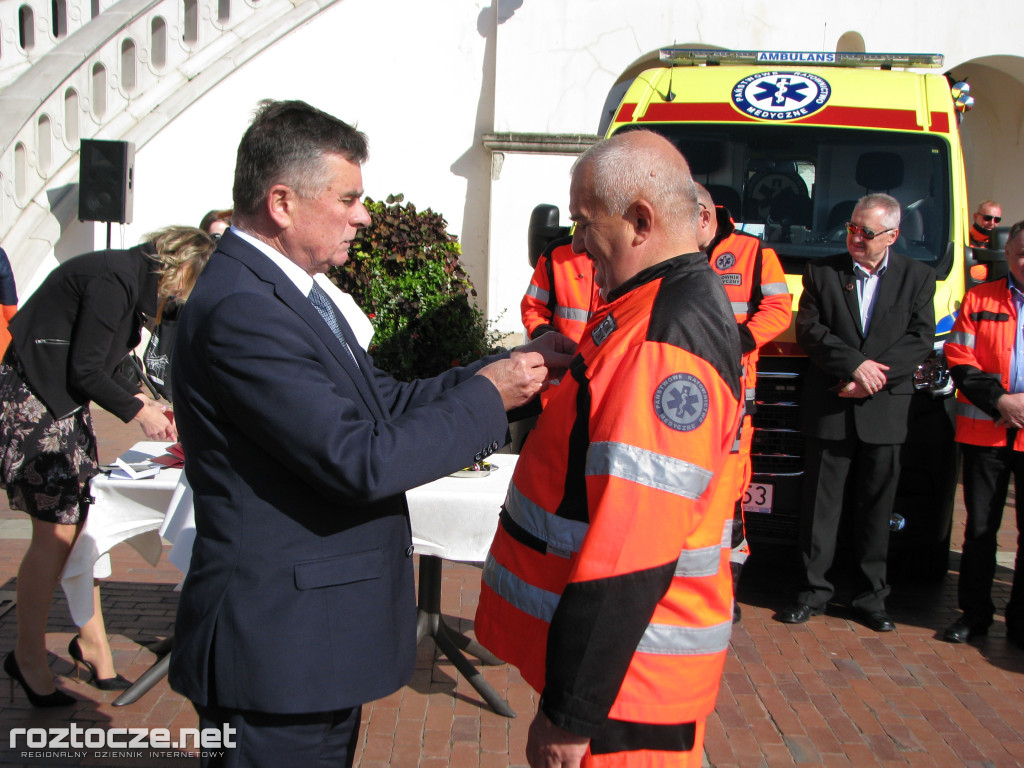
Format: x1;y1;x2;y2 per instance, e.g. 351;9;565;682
674;543;722;578
555;305;590;322
482;554;559;622
525;284;550;303
957;401;994;422
731;301;752;315
944;331;975;350
761;282;789;296
721;517;733;549
637;619;733;655
505;482;589;556
745;387;756;402
587;441;713;501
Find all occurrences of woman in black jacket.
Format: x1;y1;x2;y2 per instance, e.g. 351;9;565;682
0;226;213;705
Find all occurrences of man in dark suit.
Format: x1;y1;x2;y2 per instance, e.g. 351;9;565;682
777;193;935;631
168;100;573;767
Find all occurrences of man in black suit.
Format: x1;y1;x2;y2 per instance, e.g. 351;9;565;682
778;193;935;632
168;100;574;767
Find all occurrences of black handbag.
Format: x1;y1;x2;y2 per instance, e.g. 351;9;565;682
143;298;179;402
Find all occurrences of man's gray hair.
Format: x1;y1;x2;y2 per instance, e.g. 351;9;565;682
855;193;902;231
573;130;697;239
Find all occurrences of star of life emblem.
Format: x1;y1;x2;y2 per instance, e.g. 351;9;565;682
732;71;831;121
715;252;736;270
654;373;709;432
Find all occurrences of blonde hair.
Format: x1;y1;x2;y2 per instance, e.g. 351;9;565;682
142;226;216;308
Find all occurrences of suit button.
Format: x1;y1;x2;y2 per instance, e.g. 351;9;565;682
405;545;415;557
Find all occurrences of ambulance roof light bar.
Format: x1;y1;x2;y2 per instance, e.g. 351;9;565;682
659;49;944;70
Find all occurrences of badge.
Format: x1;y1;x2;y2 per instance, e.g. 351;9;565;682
715;252;736;270
721;274;742;286
654;373;709;432
732;71;831;121
591;314;617;346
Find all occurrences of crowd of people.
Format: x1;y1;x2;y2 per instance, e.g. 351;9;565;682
0;97;1021;767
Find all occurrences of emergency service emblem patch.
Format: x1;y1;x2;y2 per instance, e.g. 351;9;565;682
715;252;736;270
731;71;831;121
654;373;709;432
591;313;617;346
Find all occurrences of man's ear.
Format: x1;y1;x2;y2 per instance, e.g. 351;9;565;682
266;184;294;229
630;199;655;245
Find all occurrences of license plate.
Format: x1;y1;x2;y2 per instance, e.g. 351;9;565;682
742;482;774;514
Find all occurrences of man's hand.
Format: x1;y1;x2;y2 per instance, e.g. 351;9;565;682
850;359;890;395
995;393;1024;428
477;353;549;410
516;332;577;380
837;381;872;399
526;710;590;768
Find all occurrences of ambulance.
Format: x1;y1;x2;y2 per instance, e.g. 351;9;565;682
531;49;977;577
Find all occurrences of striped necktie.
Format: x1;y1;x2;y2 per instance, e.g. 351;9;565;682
308;282;359;368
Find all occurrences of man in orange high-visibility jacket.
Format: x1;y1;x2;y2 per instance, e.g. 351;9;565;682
0;247;17;359
521;236;603;343
476;131;743;768
942;219;1024;647
694;184;792;622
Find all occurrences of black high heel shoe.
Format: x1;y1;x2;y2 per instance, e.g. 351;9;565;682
68;636;132;691
4;651;76;707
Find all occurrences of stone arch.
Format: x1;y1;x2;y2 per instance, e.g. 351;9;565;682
952;55;1024;224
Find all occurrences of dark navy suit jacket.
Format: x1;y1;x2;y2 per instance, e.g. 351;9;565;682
168;231;508;713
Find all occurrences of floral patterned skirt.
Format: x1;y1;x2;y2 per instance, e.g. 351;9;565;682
0;346;100;525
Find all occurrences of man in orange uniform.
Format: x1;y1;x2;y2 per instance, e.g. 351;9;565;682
521;236;603;343
476;130;743;768
942;220;1024;646
695;184;792;621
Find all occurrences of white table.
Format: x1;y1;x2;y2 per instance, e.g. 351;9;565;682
62;443;518;713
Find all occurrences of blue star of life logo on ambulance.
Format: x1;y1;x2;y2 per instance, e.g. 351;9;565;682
732;71;830;121
654;373;709;432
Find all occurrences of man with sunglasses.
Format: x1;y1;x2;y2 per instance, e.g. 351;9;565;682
943;220;1024;647
970;200;1003;249
778;193;935;632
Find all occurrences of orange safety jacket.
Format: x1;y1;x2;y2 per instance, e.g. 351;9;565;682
522;237;603;343
706;212;792;499
0;247;16;360
477;253;743;754
944;277;1024;451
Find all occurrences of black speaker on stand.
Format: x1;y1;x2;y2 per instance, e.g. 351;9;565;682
78;139;135;248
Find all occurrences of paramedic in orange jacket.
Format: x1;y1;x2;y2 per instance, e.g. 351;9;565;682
522;236;603;343
0;247;16;359
942;220;1024;647
476;131;743;768
694;184;792;621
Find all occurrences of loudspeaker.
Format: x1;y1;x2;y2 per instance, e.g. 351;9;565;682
78;139;135;224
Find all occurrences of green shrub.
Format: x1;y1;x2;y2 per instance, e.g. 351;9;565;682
327;194;503;380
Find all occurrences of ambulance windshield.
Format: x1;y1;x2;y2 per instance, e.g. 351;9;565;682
631;124;952;269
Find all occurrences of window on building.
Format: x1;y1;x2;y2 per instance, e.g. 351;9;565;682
92;62;106;119
151;16;167;68
183;0;198;44
52;0;68;38
64;88;80;144
19;5;35;51
121;38;137;91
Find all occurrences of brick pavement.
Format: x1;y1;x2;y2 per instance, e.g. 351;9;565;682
1;407;1023;767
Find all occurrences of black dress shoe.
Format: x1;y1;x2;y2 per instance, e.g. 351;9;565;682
776;603;824;624
857;608;895;632
942;616;989;644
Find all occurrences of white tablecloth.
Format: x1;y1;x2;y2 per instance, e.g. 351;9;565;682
61;443;516;626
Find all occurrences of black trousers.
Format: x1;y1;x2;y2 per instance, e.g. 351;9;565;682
196;703;361;768
959;442;1024;632
798;435;900;612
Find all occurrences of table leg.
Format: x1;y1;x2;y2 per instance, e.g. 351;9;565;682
415;555;515;718
112;639;172;707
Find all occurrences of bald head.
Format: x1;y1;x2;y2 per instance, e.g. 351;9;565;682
569;130;702;292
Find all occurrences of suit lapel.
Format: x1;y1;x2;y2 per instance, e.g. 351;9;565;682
865;252;904;341
220;233;387;420
839;258;864;338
